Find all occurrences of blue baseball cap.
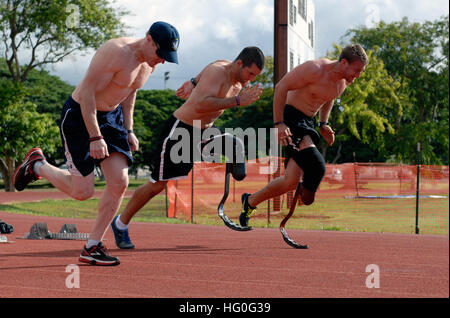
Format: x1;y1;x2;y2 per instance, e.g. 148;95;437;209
149;21;179;64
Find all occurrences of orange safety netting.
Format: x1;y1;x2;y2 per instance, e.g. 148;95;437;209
166;159;449;223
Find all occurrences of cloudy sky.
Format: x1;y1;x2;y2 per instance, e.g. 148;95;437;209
51;0;449;90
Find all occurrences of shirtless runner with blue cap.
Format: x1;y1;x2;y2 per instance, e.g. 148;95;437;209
13;21;180;266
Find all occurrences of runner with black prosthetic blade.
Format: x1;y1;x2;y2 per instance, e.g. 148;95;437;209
280;183;308;249
279;145;325;248
216;134;252;231
218;162;253;231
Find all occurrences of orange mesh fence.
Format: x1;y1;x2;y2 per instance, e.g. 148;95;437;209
166;159;449;235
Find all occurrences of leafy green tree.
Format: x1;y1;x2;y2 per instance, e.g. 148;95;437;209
23;68;75;119
0;0;127;82
254;55;274;88
323;46;411;163
0;79;59;191
345;16;449;164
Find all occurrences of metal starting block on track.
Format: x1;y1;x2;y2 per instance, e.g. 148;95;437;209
20;222;89;240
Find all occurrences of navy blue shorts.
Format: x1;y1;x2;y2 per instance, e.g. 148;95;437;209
59;96;133;177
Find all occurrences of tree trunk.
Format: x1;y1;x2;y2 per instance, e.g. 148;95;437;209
0;155;16;192
332;142;342;164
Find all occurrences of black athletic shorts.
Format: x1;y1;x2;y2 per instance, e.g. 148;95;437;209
149;115;243;183
283;104;321;168
59;96;133;177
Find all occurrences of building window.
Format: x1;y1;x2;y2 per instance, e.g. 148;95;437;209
298;0;307;21
289;0;295;26
308;21;314;47
294;5;297;24
290;51;294;71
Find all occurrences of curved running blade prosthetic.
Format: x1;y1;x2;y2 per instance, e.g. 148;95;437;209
218;164;252;232
279;183;308;249
219;212;253;232
280;227;308;249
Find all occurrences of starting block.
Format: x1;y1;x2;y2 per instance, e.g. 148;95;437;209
20;223;89;240
51;223;89;240
26;222;51;240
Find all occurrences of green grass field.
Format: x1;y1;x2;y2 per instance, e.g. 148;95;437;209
1;178;448;235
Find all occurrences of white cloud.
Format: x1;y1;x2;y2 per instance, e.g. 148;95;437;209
213;19;239;43
252;2;274;32
315;0;448;57
228;0;249;7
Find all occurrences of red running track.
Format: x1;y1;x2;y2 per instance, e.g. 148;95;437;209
1;209;448;299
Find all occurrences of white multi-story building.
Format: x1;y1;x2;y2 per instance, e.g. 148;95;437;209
287;0;315;71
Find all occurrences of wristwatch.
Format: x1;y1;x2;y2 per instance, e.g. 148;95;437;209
318;121;329;128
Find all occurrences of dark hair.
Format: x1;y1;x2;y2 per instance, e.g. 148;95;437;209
235;46;265;70
339;44;369;65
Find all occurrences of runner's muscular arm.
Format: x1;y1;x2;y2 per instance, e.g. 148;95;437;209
318;100;334;124
176;60;229;100
121;89;137;131
193;66;238;113
121;89;139;151
318;100;335;146
175;68;205;100
193;65;262;113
